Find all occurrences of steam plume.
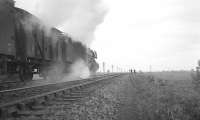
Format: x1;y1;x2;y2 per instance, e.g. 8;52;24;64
69;59;90;79
15;0;108;46
14;0;103;79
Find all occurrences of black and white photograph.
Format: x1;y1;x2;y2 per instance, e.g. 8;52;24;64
1;0;200;119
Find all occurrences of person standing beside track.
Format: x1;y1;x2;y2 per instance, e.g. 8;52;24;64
134;69;136;74
130;69;136;74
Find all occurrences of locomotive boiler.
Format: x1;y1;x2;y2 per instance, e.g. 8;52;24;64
0;0;99;81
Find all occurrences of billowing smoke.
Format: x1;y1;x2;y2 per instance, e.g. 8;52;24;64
59;59;90;82
15;0;108;46
69;59;90;79
14;0;103;80
35;59;90;82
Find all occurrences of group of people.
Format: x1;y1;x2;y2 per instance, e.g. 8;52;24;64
130;69;136;74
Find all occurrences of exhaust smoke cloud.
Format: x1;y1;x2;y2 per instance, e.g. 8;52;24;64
15;0;108;46
68;59;90;79
14;0;104;80
51;59;90;82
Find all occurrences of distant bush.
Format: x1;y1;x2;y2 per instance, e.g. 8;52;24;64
191;71;200;86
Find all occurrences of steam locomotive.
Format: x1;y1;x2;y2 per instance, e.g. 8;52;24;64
0;0;99;81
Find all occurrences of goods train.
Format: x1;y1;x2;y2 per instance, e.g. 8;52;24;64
0;0;99;81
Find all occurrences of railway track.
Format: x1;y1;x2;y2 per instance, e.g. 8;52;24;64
0;73;109;91
0;73;123;119
0;73;113;104
0;75;23;91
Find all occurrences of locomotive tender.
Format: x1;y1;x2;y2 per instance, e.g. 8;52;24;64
0;0;99;81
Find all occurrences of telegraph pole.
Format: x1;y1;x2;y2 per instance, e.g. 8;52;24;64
103;62;105;73
149;65;152;73
112;65;114;73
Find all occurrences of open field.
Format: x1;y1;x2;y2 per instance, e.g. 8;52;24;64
145;71;193;81
116;73;200;120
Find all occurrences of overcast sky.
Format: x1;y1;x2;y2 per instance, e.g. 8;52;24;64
15;0;200;71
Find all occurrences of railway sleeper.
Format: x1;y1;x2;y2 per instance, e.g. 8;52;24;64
70;86;81;91
18;107;71;118
33;101;70;110
61;96;83;99
69;92;89;96
45;101;71;106
67;89;91;94
15;110;48;117
47;105;72;111
10;105;65;118
30;105;45;111
54;98;80;102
